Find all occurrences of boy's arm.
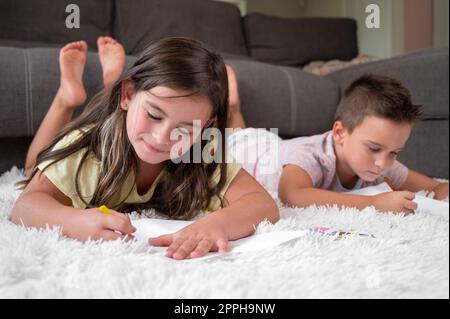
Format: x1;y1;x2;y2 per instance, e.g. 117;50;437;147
278;164;375;210
399;169;449;200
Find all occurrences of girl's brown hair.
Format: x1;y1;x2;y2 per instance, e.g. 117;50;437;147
16;37;230;219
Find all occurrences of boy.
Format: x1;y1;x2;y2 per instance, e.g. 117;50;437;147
227;71;449;214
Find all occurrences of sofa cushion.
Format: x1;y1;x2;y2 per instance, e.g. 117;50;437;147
226;59;340;138
0;39;62;49
0;47;108;138
113;0;248;56
0;0;113;49
328;48;449;120
0;137;32;174
244;13;358;67
0;47;28;137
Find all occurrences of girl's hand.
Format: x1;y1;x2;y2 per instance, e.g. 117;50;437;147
371;191;418;215
70;207;136;242
148;217;230;260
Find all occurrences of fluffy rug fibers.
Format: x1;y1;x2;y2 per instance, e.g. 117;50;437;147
0;167;448;298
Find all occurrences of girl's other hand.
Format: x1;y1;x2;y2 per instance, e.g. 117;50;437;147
148;217;230;260
70;207;136;242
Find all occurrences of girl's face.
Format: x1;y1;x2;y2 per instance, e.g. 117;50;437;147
120;82;214;165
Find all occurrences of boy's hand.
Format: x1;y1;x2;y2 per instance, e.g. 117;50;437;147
371;191;417;215
148;218;230;260
70;207;136;242
432;183;449;200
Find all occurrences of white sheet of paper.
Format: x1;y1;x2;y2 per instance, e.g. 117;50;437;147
346;182;449;220
131;218;308;261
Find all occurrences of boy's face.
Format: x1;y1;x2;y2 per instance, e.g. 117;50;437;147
333;116;413;182
120;82;214;165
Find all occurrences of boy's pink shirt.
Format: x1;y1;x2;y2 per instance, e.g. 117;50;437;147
241;130;408;194
277;131;408;192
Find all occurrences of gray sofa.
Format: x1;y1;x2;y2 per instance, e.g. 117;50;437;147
0;0;448;178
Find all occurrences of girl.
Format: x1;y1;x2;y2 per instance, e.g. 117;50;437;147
10;36;279;260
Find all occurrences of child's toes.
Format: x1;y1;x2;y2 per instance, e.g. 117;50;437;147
62;42;75;51
97;36;106;47
78;41;88;51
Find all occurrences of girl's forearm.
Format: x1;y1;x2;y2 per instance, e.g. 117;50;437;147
24;91;74;176
282;187;374;211
209;192;279;241
10;191;81;237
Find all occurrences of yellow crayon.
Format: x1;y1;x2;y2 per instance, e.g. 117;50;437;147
99;205;112;215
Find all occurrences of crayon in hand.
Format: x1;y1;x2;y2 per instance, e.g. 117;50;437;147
99;205;113;215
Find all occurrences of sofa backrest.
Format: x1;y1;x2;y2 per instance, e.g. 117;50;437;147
244;13;358;67
113;0;248;57
0;0;114;49
0;0;357;68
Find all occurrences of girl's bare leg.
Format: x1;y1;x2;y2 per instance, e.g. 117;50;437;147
24;37;125;177
24;41;88;177
226;65;246;129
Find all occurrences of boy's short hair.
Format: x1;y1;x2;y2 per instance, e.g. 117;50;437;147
335;74;423;132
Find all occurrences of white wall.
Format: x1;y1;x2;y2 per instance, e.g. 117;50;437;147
297;0;347;17
433;0;449;48
246;0;304;18
216;0;247;15
344;0;405;58
293;0;405;58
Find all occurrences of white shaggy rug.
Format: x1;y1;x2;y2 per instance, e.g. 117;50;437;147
0;167;448;299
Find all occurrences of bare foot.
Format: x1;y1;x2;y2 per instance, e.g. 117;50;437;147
97;36;125;87
226;65;246;129
58;41;88;108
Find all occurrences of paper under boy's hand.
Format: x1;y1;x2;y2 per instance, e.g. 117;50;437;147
148;217;230;260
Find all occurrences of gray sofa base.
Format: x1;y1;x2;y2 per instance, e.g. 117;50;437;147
1;120;448;179
0;47;448;179
0;137;32;175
